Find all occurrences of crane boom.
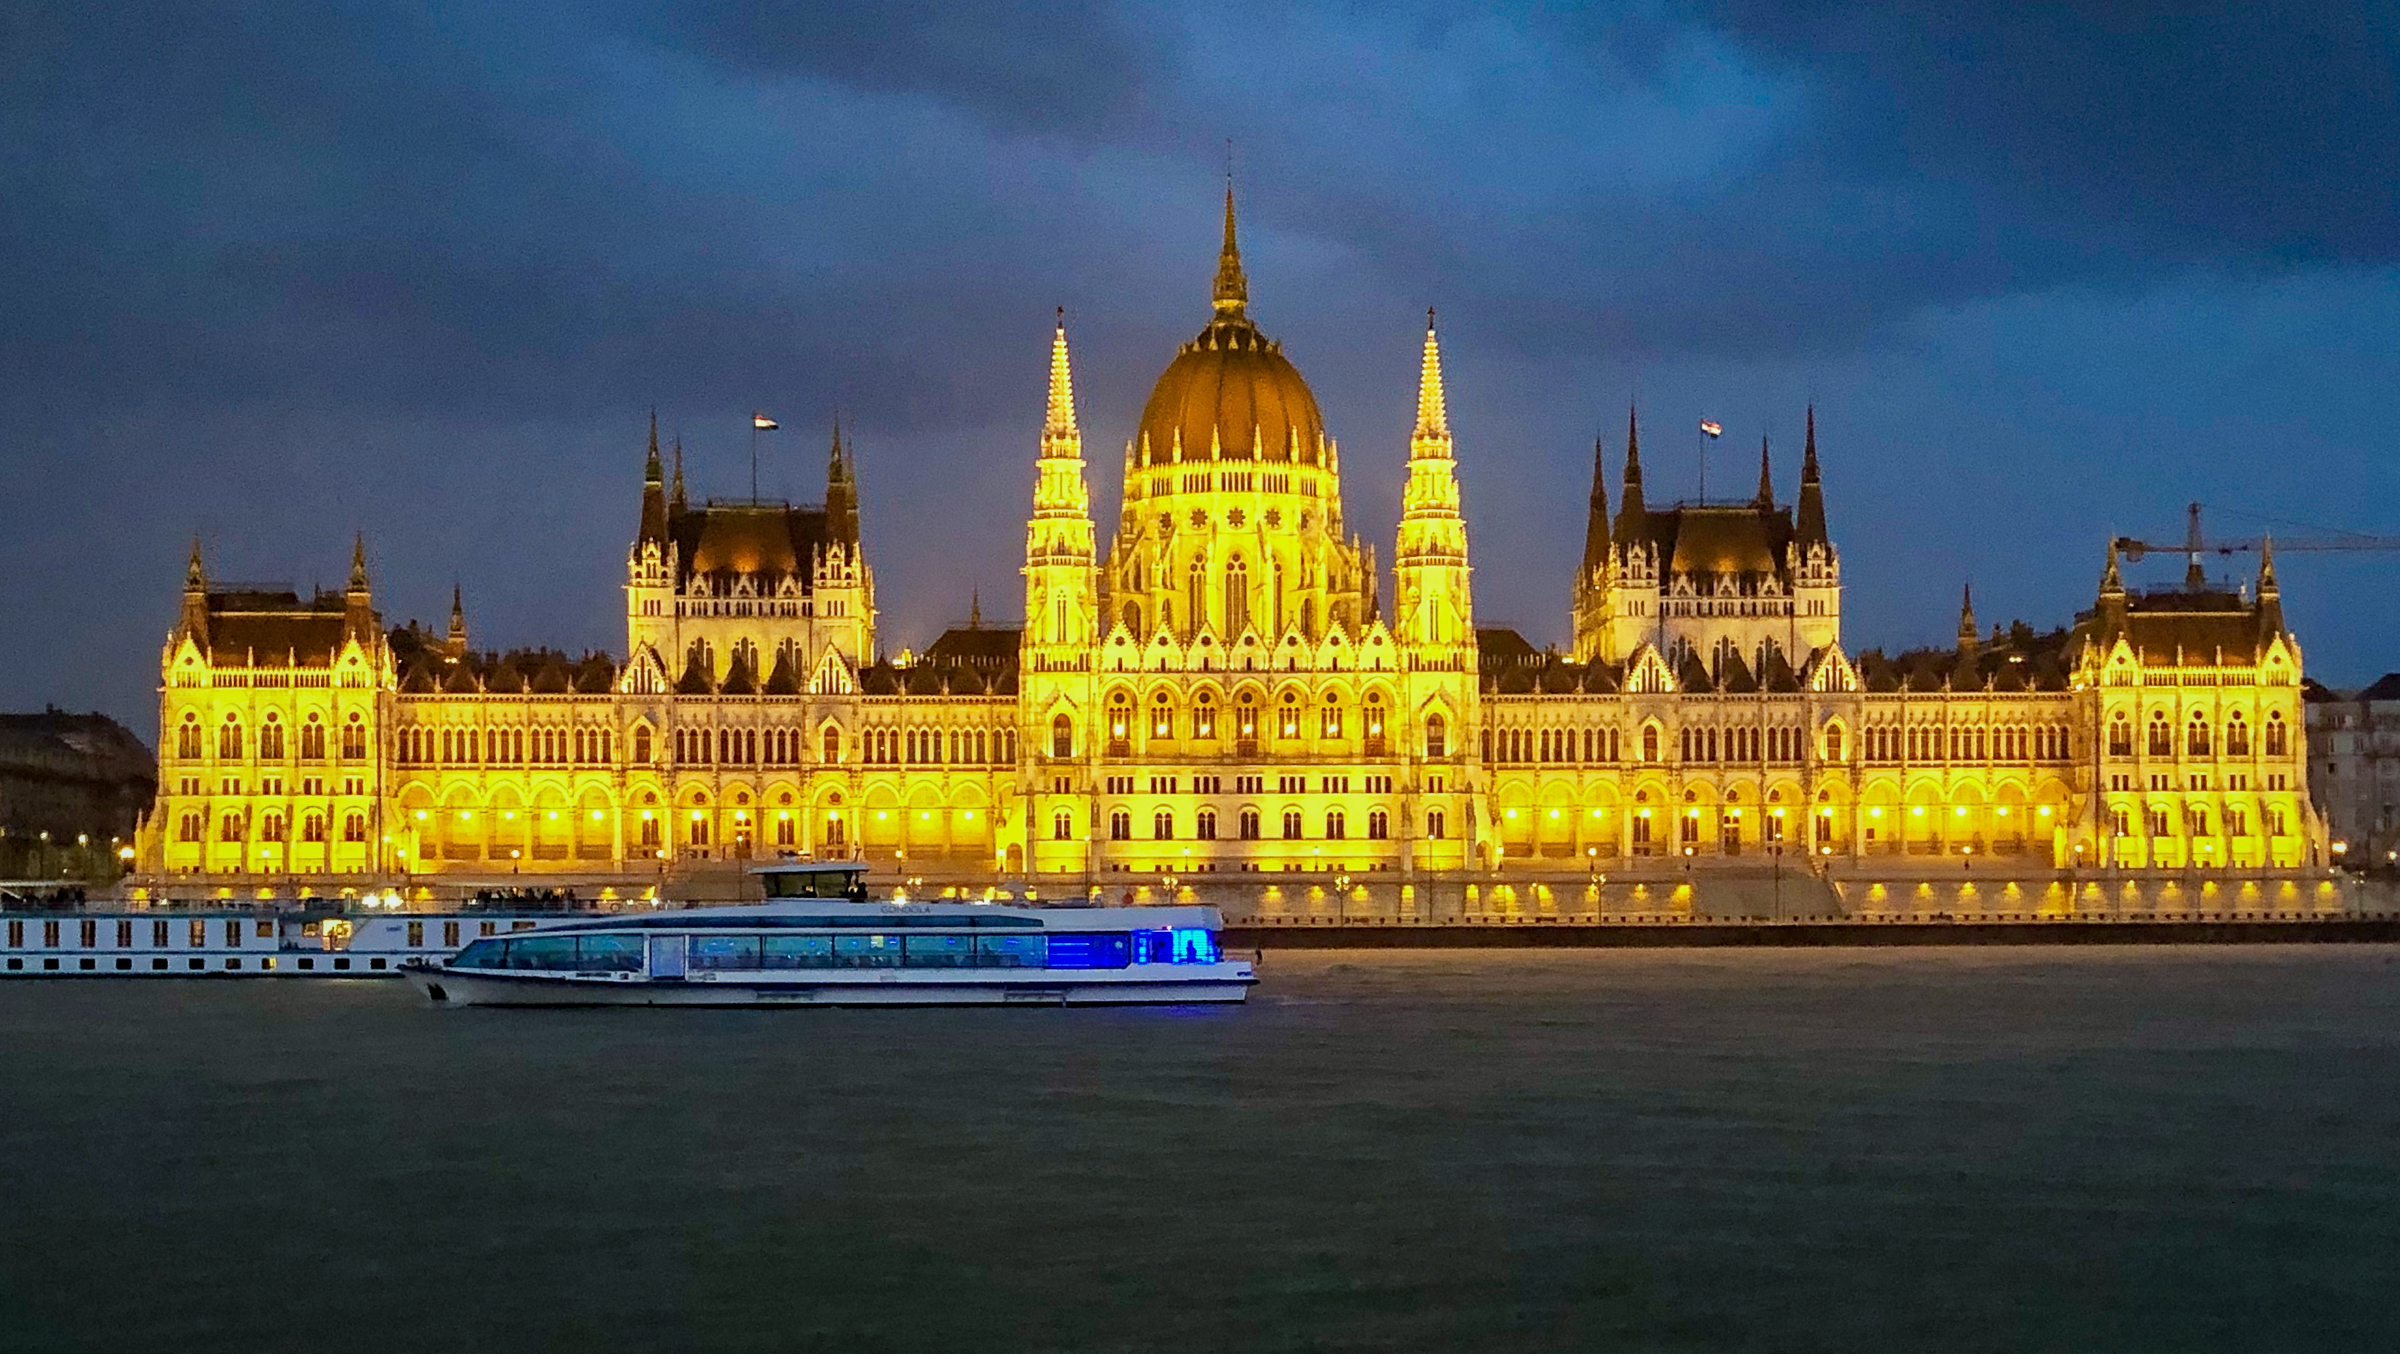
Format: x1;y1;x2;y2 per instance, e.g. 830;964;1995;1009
2114;502;2400;562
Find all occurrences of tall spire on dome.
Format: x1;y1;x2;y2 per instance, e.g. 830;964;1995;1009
1412;309;1449;450
1794;405;1827;545
1212;179;1247;319
1613;405;1647;546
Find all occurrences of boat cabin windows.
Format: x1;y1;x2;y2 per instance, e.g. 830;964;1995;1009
760;867;869;900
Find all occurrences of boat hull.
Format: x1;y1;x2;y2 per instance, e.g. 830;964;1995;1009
403;965;1254;1007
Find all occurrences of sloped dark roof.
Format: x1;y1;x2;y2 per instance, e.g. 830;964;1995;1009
201;589;356;667
672;500;833;594
763;651;802;695
860;663;902;696
925;626;1021;668
676;653;714;695
1716;649;1758;694
2355;673;2400;702
719;651;758;696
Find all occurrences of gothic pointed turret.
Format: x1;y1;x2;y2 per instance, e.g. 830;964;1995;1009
1755;435;1775;507
1413;309;1448;446
1957;584;1978;648
1212;182;1247;319
1024;311;1096;651
1580;433;1610;577
179;536;210;645
670;439;687;512
446;583;469;659
1613;405;1647;547
1795;406;1827;545
349;534;370;593
1394;312;1471;653
826;422;859;546
2257;535;2284;635
2100;538;2125;598
639;414;669;545
1046;307;1078;439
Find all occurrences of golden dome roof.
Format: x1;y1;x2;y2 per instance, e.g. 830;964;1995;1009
1134;188;1325;465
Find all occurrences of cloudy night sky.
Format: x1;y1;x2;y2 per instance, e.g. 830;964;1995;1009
5;2;2397;735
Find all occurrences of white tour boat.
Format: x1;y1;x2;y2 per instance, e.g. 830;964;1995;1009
402;863;1255;1007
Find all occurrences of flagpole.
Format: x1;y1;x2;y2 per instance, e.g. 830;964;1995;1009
750;413;759;504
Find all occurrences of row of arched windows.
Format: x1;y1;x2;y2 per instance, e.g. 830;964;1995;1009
861;728;1018;766
177;809;367;844
1486;726;1625;765
1101;806;1396;842
1860;723;2073;764
2110;711;2284;759
176;710;365;762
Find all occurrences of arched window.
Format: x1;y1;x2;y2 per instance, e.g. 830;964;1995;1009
1196;808;1218;840
1425;712;1447;759
178;812;203;842
1426;809;1446;839
1109;810;1131;841
1643;725;1659;762
341;812;365;843
299;714;325;760
259;812;287;842
1279;692;1300;739
2187;716;2211;757
218;717;243;760
258;715;285;761
219;812;245;842
2109;715;2132;757
1325;809;1346;839
1238;808;1261;840
2226;714;2251;757
1823;723;1845;762
177;714;202;760
1281;809;1303;840
1367;809;1389;840
2266;712;2288;757
1225;555;1249;635
1053;810;1073;841
1320;698;1342;738
1187;559;1206;634
1193;693;1217;740
633;725;653;764
820;725;842;763
1151;692;1173;738
2147;714;2172;757
300;813;326;843
1052;713;1075;758
1153;809;1174;840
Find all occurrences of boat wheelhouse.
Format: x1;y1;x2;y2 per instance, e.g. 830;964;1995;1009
405;864;1253;1006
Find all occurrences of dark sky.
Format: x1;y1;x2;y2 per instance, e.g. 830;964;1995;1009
7;2;2398;736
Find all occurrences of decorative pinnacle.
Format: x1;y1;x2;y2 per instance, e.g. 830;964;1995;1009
186;535;205;589
1414;310;1448;442
349;533;369;591
1212;181;1247;318
1046;308;1079;438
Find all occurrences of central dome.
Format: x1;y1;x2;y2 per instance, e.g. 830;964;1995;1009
1133;188;1326;465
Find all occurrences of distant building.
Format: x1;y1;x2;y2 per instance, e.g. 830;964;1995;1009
137;189;2323;886
2305;674;2400;867
0;710;155;877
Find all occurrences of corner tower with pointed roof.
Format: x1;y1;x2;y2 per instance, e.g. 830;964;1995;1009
1393;311;1473;662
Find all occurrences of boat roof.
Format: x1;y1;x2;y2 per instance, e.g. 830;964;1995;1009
523;899;1223;934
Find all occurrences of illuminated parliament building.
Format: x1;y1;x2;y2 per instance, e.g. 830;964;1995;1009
140;194;2323;888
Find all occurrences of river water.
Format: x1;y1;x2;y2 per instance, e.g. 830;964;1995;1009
2;948;2396;1352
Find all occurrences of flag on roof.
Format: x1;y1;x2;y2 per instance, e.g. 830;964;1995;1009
1699;420;1722;438
753;412;779;430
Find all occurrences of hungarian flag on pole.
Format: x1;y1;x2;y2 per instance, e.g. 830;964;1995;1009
753;412;779;430
1699;420;1722;438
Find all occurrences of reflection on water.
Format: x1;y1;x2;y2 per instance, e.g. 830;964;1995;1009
2;950;2397;1352
1084;872;2376;924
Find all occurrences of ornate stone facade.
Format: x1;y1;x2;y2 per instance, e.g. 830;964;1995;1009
139;194;2323;889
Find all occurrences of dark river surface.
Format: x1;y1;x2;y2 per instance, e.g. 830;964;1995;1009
3;948;2397;1353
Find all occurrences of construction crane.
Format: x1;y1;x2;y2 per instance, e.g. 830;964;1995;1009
2114;503;2400;570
